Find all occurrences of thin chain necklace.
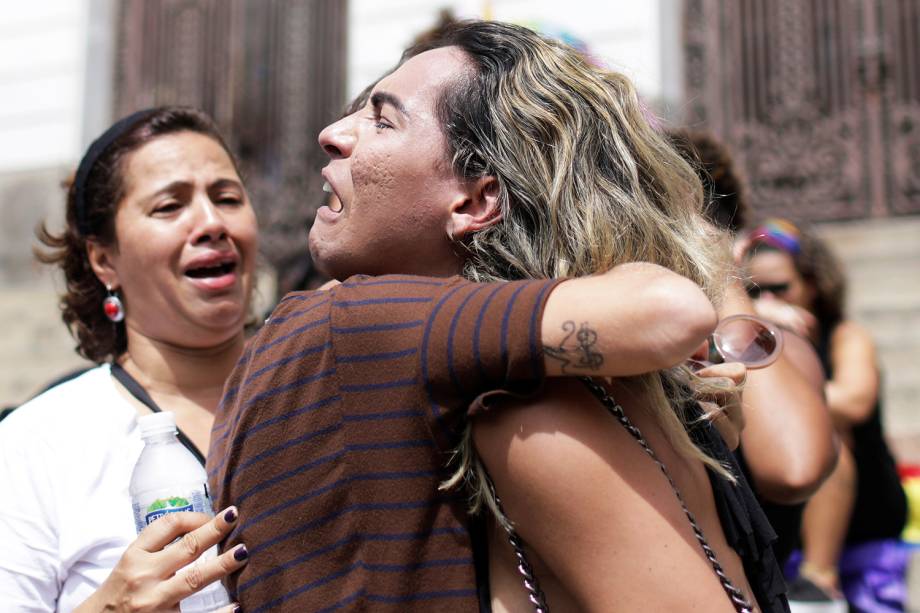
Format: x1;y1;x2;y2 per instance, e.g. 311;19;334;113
491;377;754;613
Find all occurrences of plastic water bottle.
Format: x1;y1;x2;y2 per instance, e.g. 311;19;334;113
130;412;231;612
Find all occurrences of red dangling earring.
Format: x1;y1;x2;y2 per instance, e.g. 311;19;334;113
103;285;124;322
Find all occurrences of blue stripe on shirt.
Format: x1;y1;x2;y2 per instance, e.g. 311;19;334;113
248;498;444;557
212;347;332;436
241;484;450;586
250;564;357;613
331;320;423;334
218;348;256;409
500;283;527;371
340;378;417;393
446;284;488;398
213;367;336;456
342;409;423;422
335;347;417;363
314;589;366;613
243;368;336;409
236;449;346;507
267;296;330;325
209;394;341;460
209;368;336;454
236;441;435;523
235;423;341;474
233;394;339;441
333;296;433;307
255;316;331;355
473;283;508;385
276;290;330;305
251;564;476;613
419;283;468;422
530;281;554;376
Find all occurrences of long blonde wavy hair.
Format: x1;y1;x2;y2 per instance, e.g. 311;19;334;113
402;21;733;521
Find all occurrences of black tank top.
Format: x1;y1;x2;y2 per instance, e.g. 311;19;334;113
690;403;791;613
735;325;907;568
816;328;907;543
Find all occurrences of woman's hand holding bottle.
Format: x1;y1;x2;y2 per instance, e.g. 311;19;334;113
74;506;246;613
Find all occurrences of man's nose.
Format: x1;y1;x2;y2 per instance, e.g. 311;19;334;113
318;115;356;159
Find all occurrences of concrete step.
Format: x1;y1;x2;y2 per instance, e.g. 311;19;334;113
885;383;920;436
817;217;920;261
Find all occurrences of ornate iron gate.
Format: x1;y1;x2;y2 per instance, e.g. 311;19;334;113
114;0;347;293
683;0;920;222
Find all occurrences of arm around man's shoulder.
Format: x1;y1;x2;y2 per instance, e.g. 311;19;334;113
541;263;717;378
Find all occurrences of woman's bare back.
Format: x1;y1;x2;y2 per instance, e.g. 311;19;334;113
473;377;760;612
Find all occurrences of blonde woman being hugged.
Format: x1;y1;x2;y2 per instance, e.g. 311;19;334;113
392;22;788;612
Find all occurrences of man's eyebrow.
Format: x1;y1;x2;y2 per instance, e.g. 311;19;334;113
371;91;410;118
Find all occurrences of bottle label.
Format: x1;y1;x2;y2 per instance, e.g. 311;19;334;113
144;496;195;524
132;485;211;535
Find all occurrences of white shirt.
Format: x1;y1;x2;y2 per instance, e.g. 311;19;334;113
0;365;143;612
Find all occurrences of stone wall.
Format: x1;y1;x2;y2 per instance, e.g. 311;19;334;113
0;166;91;407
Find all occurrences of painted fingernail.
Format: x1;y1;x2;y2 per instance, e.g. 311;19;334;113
224;507;237;523
233;544;249;562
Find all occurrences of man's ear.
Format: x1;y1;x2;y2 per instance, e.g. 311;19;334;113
446;176;502;241
86;240;120;290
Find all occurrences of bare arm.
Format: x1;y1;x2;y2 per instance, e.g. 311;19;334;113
541;263;717;378
825;320;879;425
722;279;837;503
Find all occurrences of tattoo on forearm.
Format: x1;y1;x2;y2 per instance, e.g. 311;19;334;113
543;320;604;373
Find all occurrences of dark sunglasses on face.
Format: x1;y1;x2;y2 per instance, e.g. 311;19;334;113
745;282;791;299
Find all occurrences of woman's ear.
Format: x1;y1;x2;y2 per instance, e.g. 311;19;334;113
86;240;120;290
446;176;502;241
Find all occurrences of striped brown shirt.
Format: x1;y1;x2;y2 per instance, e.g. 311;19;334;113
208;274;559;612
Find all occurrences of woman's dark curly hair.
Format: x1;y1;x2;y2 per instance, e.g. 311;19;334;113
747;223;847;333
36;106;238;363
667;129;750;234
795;231;847;332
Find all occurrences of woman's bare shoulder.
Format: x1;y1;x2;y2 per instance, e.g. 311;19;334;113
471;379;670;500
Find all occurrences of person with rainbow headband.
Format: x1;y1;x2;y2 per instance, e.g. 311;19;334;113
744;218;908;612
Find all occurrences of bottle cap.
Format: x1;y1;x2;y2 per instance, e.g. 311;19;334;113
138;412;178;438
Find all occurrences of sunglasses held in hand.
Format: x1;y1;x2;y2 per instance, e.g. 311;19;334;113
688;314;784;371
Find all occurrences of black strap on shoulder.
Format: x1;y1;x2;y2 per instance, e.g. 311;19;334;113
469;513;493;613
110;362;207;467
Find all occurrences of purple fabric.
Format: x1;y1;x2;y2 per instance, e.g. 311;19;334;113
786;539;909;612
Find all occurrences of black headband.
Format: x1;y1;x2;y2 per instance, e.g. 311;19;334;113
74;109;155;236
